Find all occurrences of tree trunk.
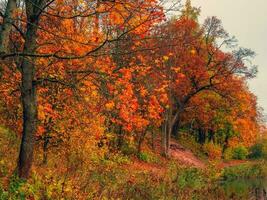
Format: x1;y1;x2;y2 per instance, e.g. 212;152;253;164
162;110;173;157
172;118;181;138
18;44;37;178
42;133;50;165
162;118;168;157
222;134;229;153
166;125;171;156
151;131;155;151
198;128;206;144
171;107;184;138
0;0;16;53
17;1;41;179
137;131;146;154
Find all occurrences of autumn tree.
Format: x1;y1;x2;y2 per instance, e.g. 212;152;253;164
0;0;166;178
144;3;257;156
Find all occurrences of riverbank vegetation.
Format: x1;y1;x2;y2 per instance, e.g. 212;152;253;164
1;125;266;199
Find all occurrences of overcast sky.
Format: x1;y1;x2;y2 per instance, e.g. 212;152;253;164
186;0;267;114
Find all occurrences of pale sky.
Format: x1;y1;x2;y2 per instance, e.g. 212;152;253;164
188;0;267;114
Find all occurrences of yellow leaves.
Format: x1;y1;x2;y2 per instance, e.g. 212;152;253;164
163;56;169;61
105;101;115;111
109;3;126;25
84;96;90;102
92;91;98;98
38;104;48;120
38;103;56;121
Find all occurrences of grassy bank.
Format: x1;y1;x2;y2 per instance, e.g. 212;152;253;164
0;127;266;200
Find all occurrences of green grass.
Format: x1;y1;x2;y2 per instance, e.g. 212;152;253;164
222;161;267;180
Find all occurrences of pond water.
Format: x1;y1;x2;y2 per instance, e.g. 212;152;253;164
221;179;267;200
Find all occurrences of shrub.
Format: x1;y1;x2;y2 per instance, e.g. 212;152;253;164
0;183;8;200
203;142;222;160
223;147;234;161
176;168;205;190
105;153;131;165
249;139;267;160
121;142;136;156
137;151;159;163
222;162;267;180
232;146;248;160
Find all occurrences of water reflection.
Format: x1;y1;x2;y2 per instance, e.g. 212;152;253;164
221;179;267;200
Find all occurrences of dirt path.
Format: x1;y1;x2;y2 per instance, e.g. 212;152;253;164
127;138;248;174
169;141;251;169
169;141;206;168
218;160;249;168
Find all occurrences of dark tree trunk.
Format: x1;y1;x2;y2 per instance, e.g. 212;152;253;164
17;1;42;179
222;134;229;153
0;0;16;53
42;133;50;165
207;129;215;143
18;77;37;178
197;128;206;144
171;106;184;138
172;119;181;138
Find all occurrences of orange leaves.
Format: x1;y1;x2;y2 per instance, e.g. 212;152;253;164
203;142;222;160
109;4;125;25
139;87;147;97
119;68;132;80
147;96;163;123
190;49;196;55
172;67;181;73
0;0;261;165
105;101;115;111
38;103;55;121
36;125;46;136
62;19;74;32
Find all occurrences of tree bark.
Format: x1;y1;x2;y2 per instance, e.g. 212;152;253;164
17;1;42;179
162;115;168;157
197;128;206;144
171;106;184;138
166;125;171;156
0;0;17;53
172;117;181;138
162;109;173;157
222;134;229;153
137;131;146;154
